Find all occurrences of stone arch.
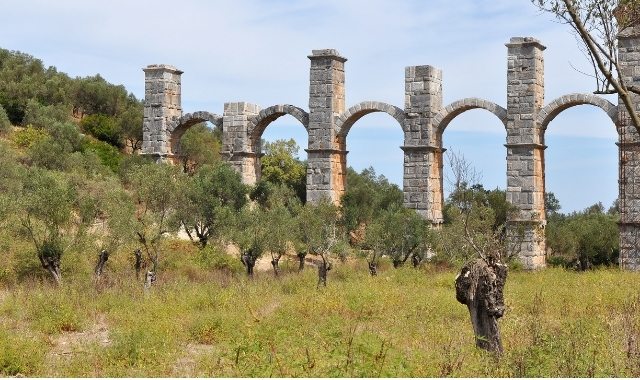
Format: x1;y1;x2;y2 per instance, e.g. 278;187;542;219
168;111;223;154
247;104;309;148
434;98;508;136
335;101;406;139
537;93;618;130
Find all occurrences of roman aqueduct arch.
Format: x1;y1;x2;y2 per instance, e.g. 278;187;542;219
142;36;640;271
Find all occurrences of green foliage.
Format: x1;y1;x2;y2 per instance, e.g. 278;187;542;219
11;125;48;148
22;99;71;128
546;203;619;269
0;330;45;376
260;139;307;202
341;167;403;233
117;103;143;151
297;199;342;258
80;114;122;147
0;104;10;135
0;48;143;129
126;162;182;272
196;245;244;273
179;123;222;173
365;207;430;267
175;163;247;248
82;138;123;172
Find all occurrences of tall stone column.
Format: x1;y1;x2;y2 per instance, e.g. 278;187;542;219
221;102;260;185
141;64;183;161
504;37;547;269
402;65;444;223
306;49;347;204
617;24;640;270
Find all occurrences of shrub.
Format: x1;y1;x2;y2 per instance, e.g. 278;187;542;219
80;114;122;147
197;245;244;273
11;125;48;148
0;105;10;135
82;138;123;172
22;99;71;128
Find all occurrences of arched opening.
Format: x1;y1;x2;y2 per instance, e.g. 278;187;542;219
255;113;309;202
438;107;508;197
340;111;406;239
177;120;223;173
543;103;618;268
439;108;509;229
544;105;618;213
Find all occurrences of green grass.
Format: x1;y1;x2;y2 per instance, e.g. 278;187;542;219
0;243;639;377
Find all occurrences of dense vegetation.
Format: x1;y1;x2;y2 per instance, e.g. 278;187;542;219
0;47;635;377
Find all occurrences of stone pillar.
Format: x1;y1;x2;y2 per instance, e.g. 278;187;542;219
221;102;260;185
504;37;547;269
617;24;640;270
141;64;183;161
402;65;444;223
306;49;347;204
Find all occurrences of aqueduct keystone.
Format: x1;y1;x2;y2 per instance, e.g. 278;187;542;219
142;35;640;270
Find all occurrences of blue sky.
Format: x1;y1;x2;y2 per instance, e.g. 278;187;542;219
0;0;619;212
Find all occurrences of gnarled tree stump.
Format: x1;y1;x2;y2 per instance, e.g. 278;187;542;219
455;257;507;354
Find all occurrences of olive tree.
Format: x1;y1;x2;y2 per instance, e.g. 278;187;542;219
15;168;77;285
174;163;247;249
297;199;341;287
232;205;269;277
125;162;181;284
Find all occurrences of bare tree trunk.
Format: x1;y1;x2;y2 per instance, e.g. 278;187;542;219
411;253;421;268
368;261;378;276
317;259;332;287
94;249;109;277
241;251;256;278
144;270;156;289
39;254;62;286
134;248;143;280
455;258;507;354
297;252;306;271
271;253;281;277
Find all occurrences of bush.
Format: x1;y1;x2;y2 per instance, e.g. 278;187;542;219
82;138;123;172
80;114;122;147
0;104;10;135
11;125;48;148
22;99;71;128
197;245;243;273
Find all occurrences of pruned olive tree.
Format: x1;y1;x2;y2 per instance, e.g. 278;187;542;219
15;167;77;285
232;205;269;278
297;199;341;287
532;0;640;129
125;162;181;285
174;163;247;249
441;150;516;354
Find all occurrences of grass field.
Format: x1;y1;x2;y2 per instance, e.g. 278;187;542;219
1;241;640;377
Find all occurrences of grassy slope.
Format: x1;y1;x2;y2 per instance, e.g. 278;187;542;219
1;242;639;377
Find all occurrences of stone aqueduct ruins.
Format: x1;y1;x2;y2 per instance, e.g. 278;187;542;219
142;35;640;270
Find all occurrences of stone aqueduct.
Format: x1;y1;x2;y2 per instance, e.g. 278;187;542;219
142;36;640;270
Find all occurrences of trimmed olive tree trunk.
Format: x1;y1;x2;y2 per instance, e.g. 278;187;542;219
455;258;507;354
94;249;109;277
317;260;332;287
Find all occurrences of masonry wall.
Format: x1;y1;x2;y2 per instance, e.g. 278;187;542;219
142;64;183;160
618;26;640;270
505;37;547;269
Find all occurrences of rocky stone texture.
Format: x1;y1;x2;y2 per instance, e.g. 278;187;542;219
504;37;547;269
142;64;183;161
142;36;636;270
402;65;444;222
618;26;640;270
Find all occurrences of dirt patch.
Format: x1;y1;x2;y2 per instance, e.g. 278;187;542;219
48;314;111;358
172;343;217;377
